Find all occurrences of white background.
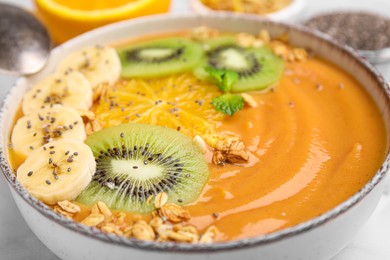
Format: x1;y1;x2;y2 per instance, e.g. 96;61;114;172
0;0;389;259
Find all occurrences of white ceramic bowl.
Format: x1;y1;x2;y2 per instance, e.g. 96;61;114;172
190;0;307;23
1;14;389;260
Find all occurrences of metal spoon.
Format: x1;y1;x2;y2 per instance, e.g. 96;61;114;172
0;3;51;76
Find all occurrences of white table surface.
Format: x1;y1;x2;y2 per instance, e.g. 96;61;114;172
0;0;390;259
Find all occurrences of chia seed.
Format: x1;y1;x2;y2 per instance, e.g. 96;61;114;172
305;12;390;51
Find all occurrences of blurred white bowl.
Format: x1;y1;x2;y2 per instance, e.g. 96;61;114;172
190;0;307;23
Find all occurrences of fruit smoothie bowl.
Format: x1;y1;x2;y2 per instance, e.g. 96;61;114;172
0;14;389;260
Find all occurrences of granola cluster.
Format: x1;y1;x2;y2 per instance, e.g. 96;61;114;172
236;30;308;62
77;110;102;136
191;26;220;42
236;31;270;48
203;134;249;165
54;195;218;243
241;93;258;108
54;200;81;219
270;40;308;62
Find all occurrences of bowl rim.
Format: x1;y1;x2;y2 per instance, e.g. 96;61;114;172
1;13;389;253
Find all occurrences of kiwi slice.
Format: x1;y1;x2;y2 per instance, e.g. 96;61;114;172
118;38;204;78
196;36;284;92
76;123;209;213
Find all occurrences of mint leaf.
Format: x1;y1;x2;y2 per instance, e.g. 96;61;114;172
212;93;244;116
205;67;242;116
205;66;224;83
205;67;239;93
222;70;239;91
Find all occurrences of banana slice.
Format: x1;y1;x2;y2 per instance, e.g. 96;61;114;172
57;45;121;89
22;70;92;115
11;105;86;161
17;139;96;205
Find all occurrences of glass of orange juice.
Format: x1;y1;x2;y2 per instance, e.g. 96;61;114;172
33;0;171;43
